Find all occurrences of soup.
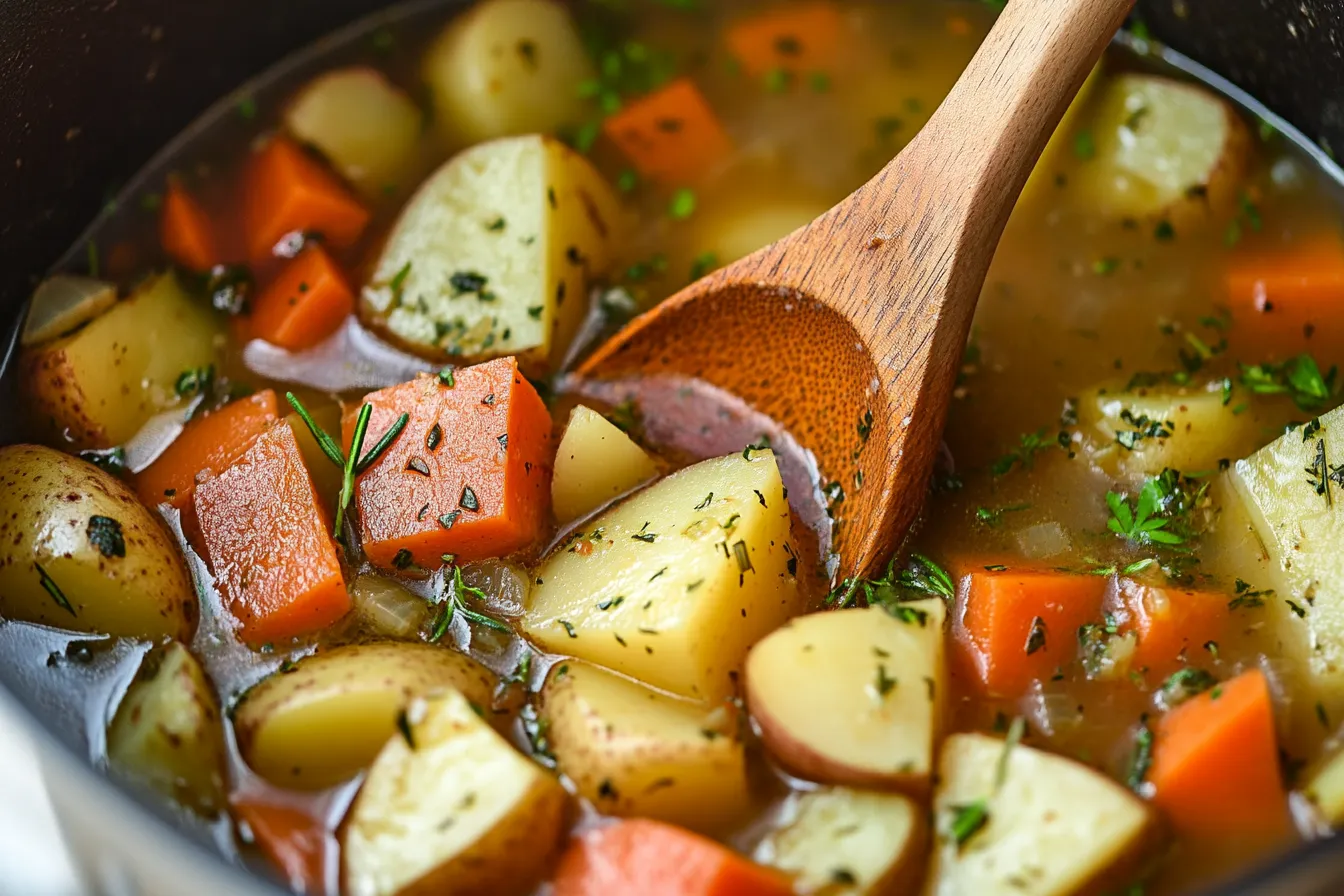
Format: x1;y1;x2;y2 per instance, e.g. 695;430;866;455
3;0;1344;894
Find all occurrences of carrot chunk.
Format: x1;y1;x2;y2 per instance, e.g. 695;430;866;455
136;390;280;513
244;136;369;264
552;819;793;896
1118;580;1228;680
344;357;552;571
250;246;354;351
160;181;220;272
1148;668;1290;840
232;799;329;895
954;567;1107;696
725;2;843;78
1226;235;1344;341
603;78;732;184
194;421;348;645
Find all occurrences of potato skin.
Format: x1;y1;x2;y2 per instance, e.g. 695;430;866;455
233;641;498;790
0;444;196;640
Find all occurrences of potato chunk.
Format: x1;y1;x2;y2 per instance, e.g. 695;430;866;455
0;444;197;640
233;642;496;790
542;661;749;834
344;689;568;896
552;405;659;524
423;0;594;146
927;733;1154;896
523;450;799;701
1305;748;1344;827
363;135;622;373
1078;381;1256;477
754;787;925;896
107;642;226;814
1072;74;1251;225
745;602;946;794
20;271;222;449
284;67;424;198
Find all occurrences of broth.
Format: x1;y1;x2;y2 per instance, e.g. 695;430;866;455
4;1;1344;894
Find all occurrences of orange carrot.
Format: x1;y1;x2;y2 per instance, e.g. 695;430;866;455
1226;235;1344;341
953;566;1107;697
244;136;369;264
160;181;220;272
551;819;793;896
1118;580;1228;680
136;390;280;513
603;78;732;184
343;357;552;572
232;799;329;895
193;421;348;645
250;246;354;350
725;2;843;78
1148;668;1290;840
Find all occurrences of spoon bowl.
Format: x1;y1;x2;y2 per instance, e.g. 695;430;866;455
580;0;1136;579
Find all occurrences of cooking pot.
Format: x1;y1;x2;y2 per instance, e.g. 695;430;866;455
1;1;1343;893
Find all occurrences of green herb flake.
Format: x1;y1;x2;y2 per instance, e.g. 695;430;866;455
668;187;697;220
948;800;990;850
35;562;75;616
86;516;126;559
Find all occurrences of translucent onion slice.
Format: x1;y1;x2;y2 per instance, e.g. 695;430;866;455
21;275;117;346
351;574;428;639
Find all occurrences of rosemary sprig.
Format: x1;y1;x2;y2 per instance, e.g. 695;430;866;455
336;405;372;536
356;413;409;474
285;392;344;467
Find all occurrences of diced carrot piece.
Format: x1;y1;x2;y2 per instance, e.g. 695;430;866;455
552;819;793;896
232;799;330;895
194;421;348;645
344;357;552;571
244;136;369;264
160;181;220;271
250;246;354;351
1118;580;1229;680
1226;235;1344;341
725;2;843;77
136;390;280;512
603;78;732;184
954;567;1107;697
1148;668;1290;840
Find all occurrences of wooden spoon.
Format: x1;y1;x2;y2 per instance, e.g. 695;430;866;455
578;0;1135;580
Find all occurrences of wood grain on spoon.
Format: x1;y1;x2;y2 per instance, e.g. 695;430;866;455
578;0;1136;580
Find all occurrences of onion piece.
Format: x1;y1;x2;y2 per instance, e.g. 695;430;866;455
351;574;428;639
242;315;434;392
21;275;117;346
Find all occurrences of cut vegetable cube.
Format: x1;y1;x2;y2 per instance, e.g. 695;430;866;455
1304;747;1344;827
603;78;732;185
250;246;355;351
745;603;946;794
160;181;220;272
284;66;424;198
551;405;658;524
725;2;843;77
193;421;348;645
542;661;750;834
20;270;222;448
523;450;799;702
1148;668;1290;840
345;358;553;571
107;642;226;814
363;135;623;372
135;390;280;512
927;733;1154;896
343;689;568;896
1226;236;1344;341
754;787;925;896
232;800;330;896
953;567;1106;697
1117;579;1229;679
552;818;792;896
244;136;370;263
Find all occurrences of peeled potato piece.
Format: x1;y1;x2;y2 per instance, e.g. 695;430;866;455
107;642;226;815
542;661;750;835
20;275;117;347
1071;74;1251;226
232;642;496;790
284;66;424;198
343;689;568;896
926;733;1155;896
755;787;926;896
745;602;946;794
551;405;659;524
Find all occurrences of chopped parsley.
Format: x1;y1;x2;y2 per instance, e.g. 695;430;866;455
1126;720;1154;792
668;188;697;220
948;800;990;850
86;516;125;559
